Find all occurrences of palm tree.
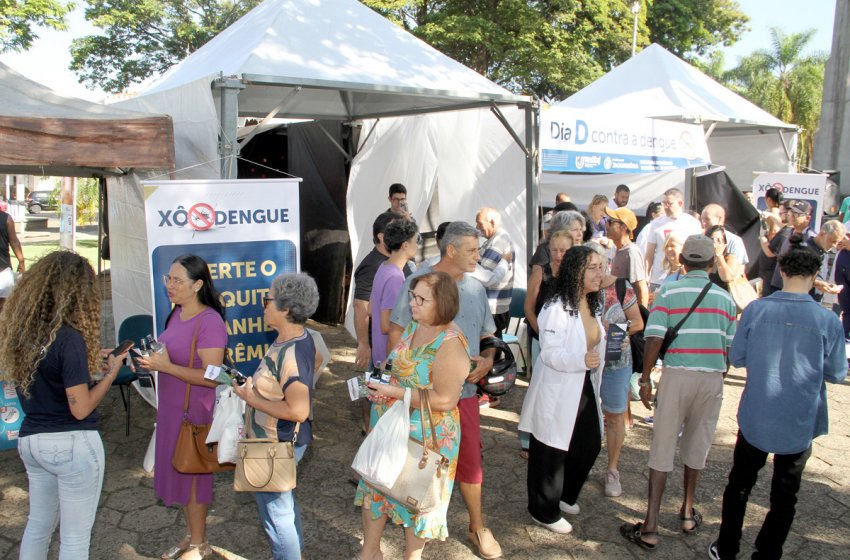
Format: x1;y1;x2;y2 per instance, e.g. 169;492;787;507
728;27;827;168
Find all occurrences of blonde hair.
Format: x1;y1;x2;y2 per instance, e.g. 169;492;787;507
549;229;573;246
0;251;101;395
662;232;687;275
588;194;608;211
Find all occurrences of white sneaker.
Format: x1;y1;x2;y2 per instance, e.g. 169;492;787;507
604;469;622;497
531;515;573;534
559;501;580;515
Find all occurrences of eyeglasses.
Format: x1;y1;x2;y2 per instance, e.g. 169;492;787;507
408;290;432;306
162;274;189;287
262;296;274;308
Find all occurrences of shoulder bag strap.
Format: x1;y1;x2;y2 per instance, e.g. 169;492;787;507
181;318;203;417
615;278;627;306
667;281;712;339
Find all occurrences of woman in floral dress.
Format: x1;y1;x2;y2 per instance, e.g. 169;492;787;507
355;271;470;560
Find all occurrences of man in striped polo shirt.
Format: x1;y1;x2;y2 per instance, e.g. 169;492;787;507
621;234;737;551
473;207;514;338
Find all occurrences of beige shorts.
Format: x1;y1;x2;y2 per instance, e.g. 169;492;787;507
648;367;724;472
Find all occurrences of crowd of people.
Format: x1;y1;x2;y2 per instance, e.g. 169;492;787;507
0;180;847;560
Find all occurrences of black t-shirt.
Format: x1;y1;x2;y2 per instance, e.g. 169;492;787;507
353;248;413;301
530;242;550;268
18;326;99;436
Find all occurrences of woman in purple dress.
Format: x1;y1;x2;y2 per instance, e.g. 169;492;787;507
137;255;227;560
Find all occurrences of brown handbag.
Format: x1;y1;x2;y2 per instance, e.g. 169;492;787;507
364;389;450;514
171;319;235;474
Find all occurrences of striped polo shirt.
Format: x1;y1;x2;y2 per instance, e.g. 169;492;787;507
646;270;737;372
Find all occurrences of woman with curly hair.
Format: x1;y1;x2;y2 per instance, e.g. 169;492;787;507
136;255;227;560
0;251;130;559
518;246;606;534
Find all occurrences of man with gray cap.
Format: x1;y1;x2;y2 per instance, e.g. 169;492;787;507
620;234;737;551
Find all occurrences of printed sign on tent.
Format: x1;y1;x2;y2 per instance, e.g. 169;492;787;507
540;106;710;174
143;179;302;375
752;172;826;232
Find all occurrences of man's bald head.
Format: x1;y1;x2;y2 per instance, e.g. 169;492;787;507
700;203;726;230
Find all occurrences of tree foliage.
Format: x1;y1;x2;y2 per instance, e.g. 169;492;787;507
0;0;73;52
647;0;748;59
69;0;749;99
70;0;262;93
726;27;826;168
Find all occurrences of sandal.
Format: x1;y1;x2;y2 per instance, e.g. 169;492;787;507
161;534;191;559
180;542;212;560
680;507;703;534
620;522;658;550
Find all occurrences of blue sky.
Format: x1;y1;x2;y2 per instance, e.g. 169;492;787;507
0;1;838;102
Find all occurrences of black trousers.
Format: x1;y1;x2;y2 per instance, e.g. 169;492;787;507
527;371;601;523
493;311;510;339
716;431;812;560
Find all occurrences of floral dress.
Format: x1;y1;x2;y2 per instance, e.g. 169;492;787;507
354;322;468;540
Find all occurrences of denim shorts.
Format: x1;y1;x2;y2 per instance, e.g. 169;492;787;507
600;365;633;414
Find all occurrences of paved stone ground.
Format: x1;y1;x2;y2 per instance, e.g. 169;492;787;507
1;320;849;559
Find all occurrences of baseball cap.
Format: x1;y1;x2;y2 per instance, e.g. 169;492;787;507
604;207;638;238
682;234;715;262
788;200;812;215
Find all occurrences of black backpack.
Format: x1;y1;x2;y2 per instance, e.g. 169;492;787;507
614;278;650;373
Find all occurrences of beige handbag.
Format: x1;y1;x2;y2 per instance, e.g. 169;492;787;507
365;389;450;514
728;274;758;313
233;426;299;492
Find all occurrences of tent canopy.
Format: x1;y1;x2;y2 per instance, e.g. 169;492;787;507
0;62;175;177
561;44;796;131
142;0;529;119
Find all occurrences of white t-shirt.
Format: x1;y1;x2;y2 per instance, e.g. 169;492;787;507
647;213;703;284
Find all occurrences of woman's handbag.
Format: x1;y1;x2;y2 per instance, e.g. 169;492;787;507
171;320;235;474
233;431;299;492
364;389;450;514
728;274;758;313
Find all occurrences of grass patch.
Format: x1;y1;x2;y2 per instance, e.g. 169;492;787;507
22;238;102;270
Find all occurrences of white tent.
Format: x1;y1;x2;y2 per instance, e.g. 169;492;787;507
107;0;534;333
543;44;798;209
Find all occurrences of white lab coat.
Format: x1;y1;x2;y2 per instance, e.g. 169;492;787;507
518;300;606;451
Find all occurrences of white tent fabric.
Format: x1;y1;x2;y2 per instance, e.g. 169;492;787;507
564;44;792;129
108;0;532;339
142;0;525;119
343;107;528;338
549;44;798;199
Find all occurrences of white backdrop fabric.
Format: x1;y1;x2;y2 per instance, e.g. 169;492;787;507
344;107;528;339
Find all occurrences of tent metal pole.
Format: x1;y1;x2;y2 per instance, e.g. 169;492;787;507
490;104;529;156
525;100;540;258
213;76;246;179
316;123;352;163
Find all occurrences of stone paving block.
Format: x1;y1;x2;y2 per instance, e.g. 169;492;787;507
105;486;159;512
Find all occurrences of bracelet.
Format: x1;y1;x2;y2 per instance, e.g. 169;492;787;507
638;379;652;387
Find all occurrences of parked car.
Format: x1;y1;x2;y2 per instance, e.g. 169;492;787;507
26;191;58;213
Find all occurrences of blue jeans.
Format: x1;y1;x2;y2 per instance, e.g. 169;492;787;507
254;444;307;560
18;430;105;560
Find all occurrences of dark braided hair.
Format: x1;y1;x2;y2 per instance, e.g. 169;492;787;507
547;245;603;315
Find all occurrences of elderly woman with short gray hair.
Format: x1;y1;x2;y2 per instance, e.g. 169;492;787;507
232;272;319;560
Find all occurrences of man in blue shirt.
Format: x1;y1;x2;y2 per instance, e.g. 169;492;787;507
709;242;847;560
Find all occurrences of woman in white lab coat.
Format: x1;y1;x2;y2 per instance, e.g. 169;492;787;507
518;245;606;534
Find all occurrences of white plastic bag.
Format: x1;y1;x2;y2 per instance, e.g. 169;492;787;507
206;386;244;444
206;386;245;464
351;387;411;488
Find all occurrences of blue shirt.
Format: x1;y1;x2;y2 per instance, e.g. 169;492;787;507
730;291;847;454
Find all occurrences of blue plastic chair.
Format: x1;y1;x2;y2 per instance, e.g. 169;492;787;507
503;288;528;374
114;314;154;435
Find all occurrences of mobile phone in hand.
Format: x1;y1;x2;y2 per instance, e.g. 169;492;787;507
111;339;135;357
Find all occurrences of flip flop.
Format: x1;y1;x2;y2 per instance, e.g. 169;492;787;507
619;522;658;550
681;507;703;534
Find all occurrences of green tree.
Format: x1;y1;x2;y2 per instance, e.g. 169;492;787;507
727;27;826;168
647;0;748;60
70;0;262;93
0;0;74;52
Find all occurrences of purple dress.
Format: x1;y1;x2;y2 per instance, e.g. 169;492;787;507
154;307;227;506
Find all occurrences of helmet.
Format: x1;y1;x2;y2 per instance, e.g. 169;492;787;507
477;336;517;396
